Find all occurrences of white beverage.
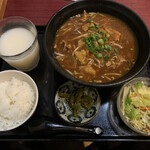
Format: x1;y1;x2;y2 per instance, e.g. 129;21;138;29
0;27;39;71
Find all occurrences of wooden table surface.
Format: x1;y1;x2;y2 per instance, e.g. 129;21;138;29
3;0;150;30
0;0;7;19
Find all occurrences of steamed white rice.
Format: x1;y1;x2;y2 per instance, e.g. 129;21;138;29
0;77;35;131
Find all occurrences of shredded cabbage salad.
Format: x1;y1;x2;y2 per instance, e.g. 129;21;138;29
122;80;150;135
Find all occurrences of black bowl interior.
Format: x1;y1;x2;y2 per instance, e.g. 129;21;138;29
44;0;150;88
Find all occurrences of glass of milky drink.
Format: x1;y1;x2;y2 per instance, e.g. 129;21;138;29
0;16;40;72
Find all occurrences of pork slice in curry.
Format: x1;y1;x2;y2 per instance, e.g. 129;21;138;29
54;11;138;83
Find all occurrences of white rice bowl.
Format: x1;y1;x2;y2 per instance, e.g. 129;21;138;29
0;70;38;131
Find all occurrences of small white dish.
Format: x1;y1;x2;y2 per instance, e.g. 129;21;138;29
55;81;101;126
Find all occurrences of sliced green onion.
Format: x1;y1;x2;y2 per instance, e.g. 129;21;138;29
86;44;96;53
106;33;110;38
95;45;105;51
101;45;104;49
88;47;95;54
84;29;113;60
105;45;112;50
93;50;98;55
98;39;104;45
91;33;99;41
104;37;108;41
95;46;102;51
96;24;100;29
114;49;118;54
84;37;91;44
89;24;95;29
103;49;108;53
96;53;103;59
130;48;134;51
88;18;93;23
104;55;110;60
99;31;104;35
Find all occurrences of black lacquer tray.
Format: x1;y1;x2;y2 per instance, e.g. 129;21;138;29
0;26;150;141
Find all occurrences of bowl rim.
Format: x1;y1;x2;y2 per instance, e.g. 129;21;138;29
117;77;150;136
44;0;150;88
0;70;38;131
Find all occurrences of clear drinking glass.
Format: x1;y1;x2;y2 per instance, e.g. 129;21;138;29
0;16;40;72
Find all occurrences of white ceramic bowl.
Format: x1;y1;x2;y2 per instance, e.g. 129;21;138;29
0;70;38;131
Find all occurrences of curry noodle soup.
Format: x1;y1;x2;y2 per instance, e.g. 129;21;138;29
54;11;138;83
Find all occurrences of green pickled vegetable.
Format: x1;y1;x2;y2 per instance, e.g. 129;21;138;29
58;92;70;98
81;95;94;110
72;103;81;117
59;87;95;117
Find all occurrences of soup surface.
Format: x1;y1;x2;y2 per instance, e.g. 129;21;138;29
54;11;138;83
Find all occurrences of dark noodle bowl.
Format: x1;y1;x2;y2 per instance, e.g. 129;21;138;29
44;0;150;88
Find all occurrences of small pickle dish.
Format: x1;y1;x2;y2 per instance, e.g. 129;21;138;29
55;81;101;126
